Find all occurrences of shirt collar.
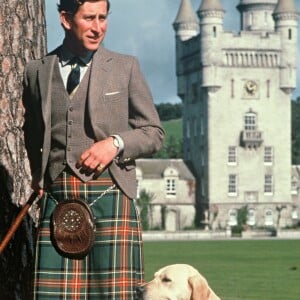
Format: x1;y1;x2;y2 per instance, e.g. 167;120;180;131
60;44;94;67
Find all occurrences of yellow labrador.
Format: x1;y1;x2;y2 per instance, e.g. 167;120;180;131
137;264;221;300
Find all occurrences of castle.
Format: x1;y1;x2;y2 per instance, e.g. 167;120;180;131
173;0;299;229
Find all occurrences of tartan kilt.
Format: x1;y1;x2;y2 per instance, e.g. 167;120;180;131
33;171;144;300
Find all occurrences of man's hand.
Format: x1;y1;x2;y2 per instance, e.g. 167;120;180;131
76;137;118;175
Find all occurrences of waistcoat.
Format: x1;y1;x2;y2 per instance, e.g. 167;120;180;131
47;60;96;182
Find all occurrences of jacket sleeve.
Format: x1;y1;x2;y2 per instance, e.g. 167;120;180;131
22;62;44;182
117;57;165;163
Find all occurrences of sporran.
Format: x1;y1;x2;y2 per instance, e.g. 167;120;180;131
50;198;95;259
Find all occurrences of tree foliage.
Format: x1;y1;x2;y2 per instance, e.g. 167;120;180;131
292;99;300;164
154;135;183;159
136;190;154;230
155;102;182;121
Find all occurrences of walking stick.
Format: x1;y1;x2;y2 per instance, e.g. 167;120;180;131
0;192;38;254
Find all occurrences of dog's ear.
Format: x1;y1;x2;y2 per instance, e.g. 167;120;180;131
188;274;212;300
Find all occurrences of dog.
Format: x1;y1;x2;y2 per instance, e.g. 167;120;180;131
136;264;221;300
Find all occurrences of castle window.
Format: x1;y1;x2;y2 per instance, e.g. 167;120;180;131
292;209;298;220
186;120;191;139
264;175;273;194
228;174;237;195
201;180;206;197
289;28;292;40
164;167;179;197
213;26;217;38
247;209;256;226
244;113;256;131
200;117;204;135
264;146;273;164
193;118;197;137
264;209;274;226
192;83;198;103
166;178;176;196
201;151;205;166
291;176;298;195
228;146;237;165
264;12;268;26
228;209;238;226
248;13;253;28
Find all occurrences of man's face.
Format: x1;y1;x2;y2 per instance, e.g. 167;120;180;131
61;1;108;55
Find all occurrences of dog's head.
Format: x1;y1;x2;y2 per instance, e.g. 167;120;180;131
136;264;220;300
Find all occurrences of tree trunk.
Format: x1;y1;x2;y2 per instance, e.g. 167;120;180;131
0;1;46;299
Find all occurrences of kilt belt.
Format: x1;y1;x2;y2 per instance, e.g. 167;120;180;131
33;171;144;300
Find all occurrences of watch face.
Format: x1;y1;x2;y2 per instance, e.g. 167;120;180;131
113;137;120;148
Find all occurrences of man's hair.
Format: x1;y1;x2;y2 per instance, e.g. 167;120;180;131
57;0;110;14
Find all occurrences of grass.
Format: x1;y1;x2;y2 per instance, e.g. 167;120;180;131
143;240;300;300
162;118;182;141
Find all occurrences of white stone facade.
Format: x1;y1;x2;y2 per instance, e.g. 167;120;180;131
174;0;299;229
135;159;196;231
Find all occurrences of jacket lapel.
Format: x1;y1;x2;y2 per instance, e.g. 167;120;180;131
88;46;112;138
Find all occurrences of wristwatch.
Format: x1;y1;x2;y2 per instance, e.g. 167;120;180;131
111;134;124;155
113;136;120;149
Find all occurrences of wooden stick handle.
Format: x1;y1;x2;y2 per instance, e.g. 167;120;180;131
0;192;38;255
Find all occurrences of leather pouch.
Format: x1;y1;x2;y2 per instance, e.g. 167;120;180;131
51;199;95;259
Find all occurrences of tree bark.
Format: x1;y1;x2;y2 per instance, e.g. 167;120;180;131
0;1;46;299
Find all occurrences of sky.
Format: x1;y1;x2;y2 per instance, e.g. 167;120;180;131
45;0;300;104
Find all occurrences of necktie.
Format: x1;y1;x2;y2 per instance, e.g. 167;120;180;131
66;58;81;94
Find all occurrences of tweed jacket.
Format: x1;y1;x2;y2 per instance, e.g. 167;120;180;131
22;46;164;199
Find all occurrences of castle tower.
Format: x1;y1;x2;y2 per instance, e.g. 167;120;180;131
173;0;199;42
173;0;199;100
273;0;298;93
237;0;277;31
173;0;299;228
197;0;224;90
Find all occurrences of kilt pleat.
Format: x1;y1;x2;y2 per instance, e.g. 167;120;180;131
33;171;144;300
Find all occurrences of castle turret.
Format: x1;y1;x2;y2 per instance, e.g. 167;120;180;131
197;0;224;91
237;0;277;32
173;0;199;42
273;0;298;93
173;0;199;101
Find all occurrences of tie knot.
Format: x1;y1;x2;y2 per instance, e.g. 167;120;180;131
67;58;81;95
69;57;84;67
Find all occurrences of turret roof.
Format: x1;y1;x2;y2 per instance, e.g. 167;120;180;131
274;0;298;14
174;0;198;25
198;0;224;12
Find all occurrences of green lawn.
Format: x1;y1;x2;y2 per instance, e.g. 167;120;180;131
162;118;182;140
143;240;300;300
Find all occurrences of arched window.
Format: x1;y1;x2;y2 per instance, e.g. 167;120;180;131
247;209;256;226
265;209;274;226
228;209;238;226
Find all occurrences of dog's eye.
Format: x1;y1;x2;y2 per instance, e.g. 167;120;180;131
162;277;172;283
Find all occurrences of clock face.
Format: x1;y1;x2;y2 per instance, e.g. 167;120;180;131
244;80;258;96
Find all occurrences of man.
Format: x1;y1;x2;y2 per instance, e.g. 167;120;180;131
22;0;164;299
